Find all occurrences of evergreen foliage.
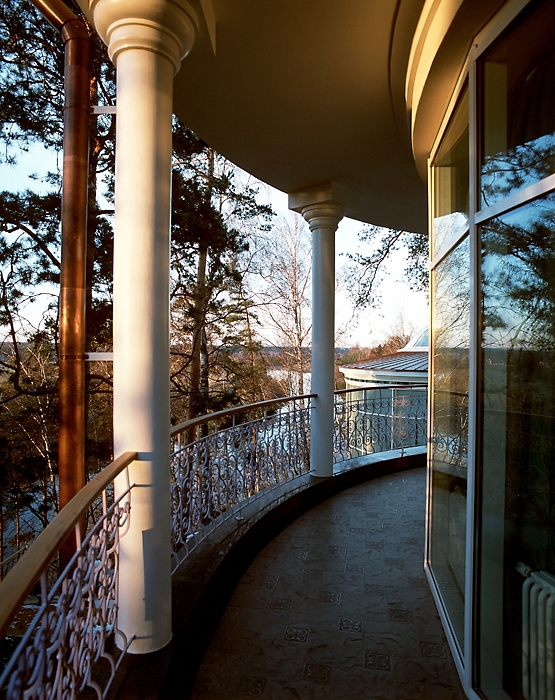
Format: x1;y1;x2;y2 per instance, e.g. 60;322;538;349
0;0;275;562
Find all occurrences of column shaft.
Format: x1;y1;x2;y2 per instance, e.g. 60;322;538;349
311;227;336;476
302;204;343;477
113;47;173;654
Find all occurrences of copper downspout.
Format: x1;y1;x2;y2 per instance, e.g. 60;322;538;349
29;2;90;528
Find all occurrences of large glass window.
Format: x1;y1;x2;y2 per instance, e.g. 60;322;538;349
430;237;470;652
429;82;470;655
428;0;555;696
480;0;555;209
478;193;555;698
433;88;469;258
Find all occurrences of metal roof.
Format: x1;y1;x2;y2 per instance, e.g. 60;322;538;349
342;351;428;373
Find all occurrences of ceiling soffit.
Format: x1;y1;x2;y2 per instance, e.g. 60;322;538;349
172;0;428;233
76;0;431;233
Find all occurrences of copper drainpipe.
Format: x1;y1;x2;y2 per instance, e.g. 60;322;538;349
29;1;90;541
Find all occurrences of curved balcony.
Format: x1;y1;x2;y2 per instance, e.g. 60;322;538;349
0;386;428;699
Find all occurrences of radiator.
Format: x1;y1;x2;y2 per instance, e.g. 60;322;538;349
518;562;555;700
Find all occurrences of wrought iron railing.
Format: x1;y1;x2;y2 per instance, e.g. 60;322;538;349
0;387;430;697
0;452;137;700
169;388;429;568
432;390;468;468
169;395;314;569
334;385;428;462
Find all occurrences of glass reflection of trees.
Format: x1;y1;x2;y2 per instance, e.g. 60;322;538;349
482;196;555;488
433;238;470;471
480;0;555;208
481;193;555;576
480;195;555;700
482;194;555;351
482;134;555;208
430;238;470;651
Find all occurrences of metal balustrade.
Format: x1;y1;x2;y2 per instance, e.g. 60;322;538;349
334;386;428;462
432;390;469;468
0;452;137;700
169;395;314;570
0;388;431;699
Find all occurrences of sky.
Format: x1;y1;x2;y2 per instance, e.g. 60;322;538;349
257;184;429;347
0;145;429;348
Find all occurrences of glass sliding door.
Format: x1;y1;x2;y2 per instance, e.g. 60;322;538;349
429;88;470;655
475;1;555;697
430;238;470;652
478;194;555;698
427;0;555;696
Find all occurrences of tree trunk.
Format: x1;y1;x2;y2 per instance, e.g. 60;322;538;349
186;148;214;441
0;493;4;577
242;292;260;402
186;245;207;442
199;326;209;438
84;74;98;484
15;502;20;551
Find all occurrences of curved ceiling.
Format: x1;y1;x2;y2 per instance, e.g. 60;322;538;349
172;0;428;233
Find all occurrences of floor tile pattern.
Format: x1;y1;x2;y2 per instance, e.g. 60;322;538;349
191;468;464;699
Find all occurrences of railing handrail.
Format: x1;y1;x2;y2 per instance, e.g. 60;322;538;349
170;393;317;438
0;450;138;640
170;388;428;439
0;545;29;570
334;385;428;397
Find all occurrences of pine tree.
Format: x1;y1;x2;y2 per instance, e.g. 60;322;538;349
0;0;276;558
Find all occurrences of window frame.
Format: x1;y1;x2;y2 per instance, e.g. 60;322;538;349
426;1;555;697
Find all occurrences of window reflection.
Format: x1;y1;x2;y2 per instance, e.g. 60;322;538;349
430;237;470;651
433;88;469;258
479;193;555;698
480;0;555;208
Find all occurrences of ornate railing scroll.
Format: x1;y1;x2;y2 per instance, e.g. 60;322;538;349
333;386;428;462
0;451;138;700
170;395;314;569
432;390;468;469
431;390;468;476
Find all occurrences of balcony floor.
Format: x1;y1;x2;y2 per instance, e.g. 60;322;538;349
190;467;464;699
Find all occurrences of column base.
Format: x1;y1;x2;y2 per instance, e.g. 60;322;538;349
309;470;332;479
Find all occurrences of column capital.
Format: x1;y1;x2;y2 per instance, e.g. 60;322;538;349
301;202;344;233
288;181;359;220
90;0;198;73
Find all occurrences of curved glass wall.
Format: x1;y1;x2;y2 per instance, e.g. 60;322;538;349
427;1;555;697
429;89;470;654
478;193;555;698
430;238;469;652
480;0;555;208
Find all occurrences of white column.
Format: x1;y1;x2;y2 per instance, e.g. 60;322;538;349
92;0;197;654
302;204;344;478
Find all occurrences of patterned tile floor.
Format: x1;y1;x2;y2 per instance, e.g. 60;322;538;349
190;468;465;699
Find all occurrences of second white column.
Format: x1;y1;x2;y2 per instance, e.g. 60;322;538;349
302;203;344;478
